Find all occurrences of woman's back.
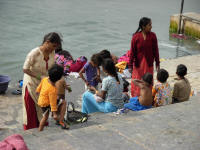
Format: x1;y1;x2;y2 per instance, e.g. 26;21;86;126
102;73;124;108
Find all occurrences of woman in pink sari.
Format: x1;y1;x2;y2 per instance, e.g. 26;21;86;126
22;32;62;130
128;17;160;97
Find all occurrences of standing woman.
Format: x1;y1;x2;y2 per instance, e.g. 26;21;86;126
128;17;160;97
22;32;62;130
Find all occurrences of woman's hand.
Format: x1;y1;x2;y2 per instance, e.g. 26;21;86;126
94;94;104;102
89;86;96;92
156;65;160;72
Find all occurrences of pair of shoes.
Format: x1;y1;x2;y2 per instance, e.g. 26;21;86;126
11;89;22;95
59;121;70;130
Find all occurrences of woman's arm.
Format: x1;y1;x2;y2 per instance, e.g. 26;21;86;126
89;86;106;100
128;37;134;71
23;69;41;80
129;34;139;70
152;33;160;71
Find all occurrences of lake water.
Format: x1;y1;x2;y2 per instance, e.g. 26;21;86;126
0;0;200;85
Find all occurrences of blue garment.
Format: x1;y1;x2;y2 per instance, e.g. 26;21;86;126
82;91;118;114
124;96;152;111
84;62;98;86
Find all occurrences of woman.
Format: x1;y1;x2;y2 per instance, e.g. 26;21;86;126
82;58;124;114
22;32;62;130
128;17;160;97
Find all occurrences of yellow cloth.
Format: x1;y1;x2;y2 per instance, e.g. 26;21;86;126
37;77;58;111
115;61;127;73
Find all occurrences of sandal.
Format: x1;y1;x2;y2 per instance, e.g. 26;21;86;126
59;121;70;130
55;120;60;125
11;89;22;95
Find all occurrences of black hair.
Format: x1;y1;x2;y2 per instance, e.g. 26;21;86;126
56;50;73;60
55;43;63;53
91;54;100;66
99;49;111;59
122;78;129;92
48;64;64;83
97;49;112;66
157;69;169;83
134;17;151;34
42;32;63;46
102;58;120;84
176;64;187;78
142;72;153;85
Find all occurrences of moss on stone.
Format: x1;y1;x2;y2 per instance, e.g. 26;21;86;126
169;21;178;33
184;26;200;39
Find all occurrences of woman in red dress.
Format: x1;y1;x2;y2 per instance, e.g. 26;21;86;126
128;17;160;97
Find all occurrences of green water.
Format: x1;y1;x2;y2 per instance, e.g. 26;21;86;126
0;0;200;84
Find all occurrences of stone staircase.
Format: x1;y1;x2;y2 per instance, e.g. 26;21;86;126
1;96;200;150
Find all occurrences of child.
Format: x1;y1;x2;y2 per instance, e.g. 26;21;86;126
152;69;172;107
124;73;153;111
82;58;125;114
36;64;69;131
79;54;101;90
172;64;191;103
55;76;72;123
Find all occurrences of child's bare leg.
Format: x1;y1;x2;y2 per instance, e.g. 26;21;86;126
39;111;49;131
59;100;66;122
58;100;69;129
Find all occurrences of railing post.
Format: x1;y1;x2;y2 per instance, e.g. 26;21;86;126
178;0;184;34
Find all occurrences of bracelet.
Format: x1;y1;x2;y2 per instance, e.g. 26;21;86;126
36;74;41;80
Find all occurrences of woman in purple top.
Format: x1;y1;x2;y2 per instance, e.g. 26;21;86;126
79;54;101;89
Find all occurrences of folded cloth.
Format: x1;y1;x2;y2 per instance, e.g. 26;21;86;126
124;96;152;111
115;61;127;73
0;134;29;150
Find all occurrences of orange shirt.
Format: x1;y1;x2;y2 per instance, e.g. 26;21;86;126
36;77;57;111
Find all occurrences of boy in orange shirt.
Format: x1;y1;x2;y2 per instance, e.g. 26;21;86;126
37;64;69;131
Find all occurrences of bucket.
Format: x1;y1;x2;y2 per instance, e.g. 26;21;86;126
0;75;11;94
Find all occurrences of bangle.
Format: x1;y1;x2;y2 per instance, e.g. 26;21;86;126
36;74;41;80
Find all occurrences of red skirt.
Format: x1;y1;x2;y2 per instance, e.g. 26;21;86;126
131;57;153;97
23;87;39;130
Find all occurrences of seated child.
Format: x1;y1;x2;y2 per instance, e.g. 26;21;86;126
152;69;172;107
124;73;153;111
79;53;101;90
36;64;69;131
172;64;191;103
